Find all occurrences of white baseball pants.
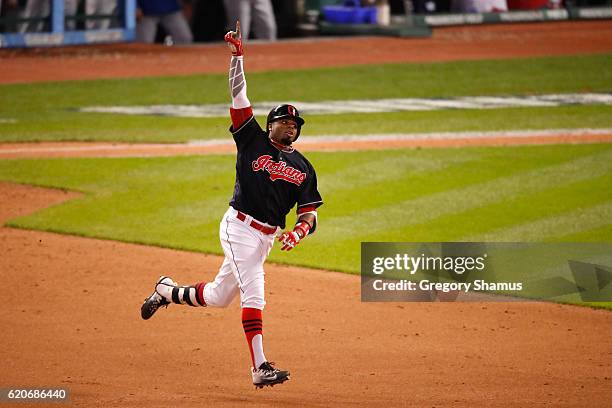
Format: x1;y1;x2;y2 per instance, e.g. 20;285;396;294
203;207;276;310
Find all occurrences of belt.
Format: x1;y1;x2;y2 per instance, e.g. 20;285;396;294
236;211;277;235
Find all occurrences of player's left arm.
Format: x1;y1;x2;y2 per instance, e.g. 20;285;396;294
278;165;323;251
278;208;318;252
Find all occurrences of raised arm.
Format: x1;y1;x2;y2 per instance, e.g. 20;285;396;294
225;21;253;130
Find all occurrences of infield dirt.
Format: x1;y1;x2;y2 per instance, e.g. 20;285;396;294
1;21;611;407
1;182;611;407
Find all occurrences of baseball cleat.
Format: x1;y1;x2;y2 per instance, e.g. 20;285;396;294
252;361;290;389
140;276;175;320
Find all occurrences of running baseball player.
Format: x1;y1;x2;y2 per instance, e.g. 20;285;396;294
141;21;323;389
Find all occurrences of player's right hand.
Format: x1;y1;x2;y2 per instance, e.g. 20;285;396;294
224;21;243;56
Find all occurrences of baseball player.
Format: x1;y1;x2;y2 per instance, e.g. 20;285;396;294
141;21;323;389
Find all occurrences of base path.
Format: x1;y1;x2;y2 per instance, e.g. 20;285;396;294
1;182;611;407
1;130;611;158
1;21;612;84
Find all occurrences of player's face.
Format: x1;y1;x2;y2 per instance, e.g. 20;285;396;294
269;119;298;146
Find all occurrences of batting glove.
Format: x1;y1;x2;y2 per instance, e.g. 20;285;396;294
278;221;311;251
224;21;244;56
279;231;300;251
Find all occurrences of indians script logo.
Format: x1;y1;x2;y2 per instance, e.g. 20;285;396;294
252;155;306;186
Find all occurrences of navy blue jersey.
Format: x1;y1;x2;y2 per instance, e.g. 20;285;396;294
229;116;323;229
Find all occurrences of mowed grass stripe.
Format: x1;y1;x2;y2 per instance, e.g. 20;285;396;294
456;173;612;242
316;149;612;239
317;149;477;194
363;174;612;243
315;146;564;217
464;201;612;242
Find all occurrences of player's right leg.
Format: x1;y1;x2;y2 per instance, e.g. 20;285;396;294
141;210;245;320
140;258;241;320
140;276;175;320
141;275;208;320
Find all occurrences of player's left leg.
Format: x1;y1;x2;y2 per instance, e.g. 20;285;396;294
220;212;289;387
240;276;290;388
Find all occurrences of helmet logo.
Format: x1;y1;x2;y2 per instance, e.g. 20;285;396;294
287;105;297;116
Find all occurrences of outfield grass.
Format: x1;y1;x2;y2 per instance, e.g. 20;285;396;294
1;54;611;142
0;144;609;272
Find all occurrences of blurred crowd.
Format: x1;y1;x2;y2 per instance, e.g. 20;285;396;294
0;0;283;43
0;0;607;42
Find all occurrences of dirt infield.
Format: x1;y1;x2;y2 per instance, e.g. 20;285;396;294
1;21;612;407
1;20;612;84
1;182;611;407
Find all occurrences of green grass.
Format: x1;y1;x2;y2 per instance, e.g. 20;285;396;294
0;144;610;272
1;54;611;142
